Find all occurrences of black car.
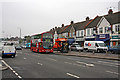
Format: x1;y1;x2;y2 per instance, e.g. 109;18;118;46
108;45;120;54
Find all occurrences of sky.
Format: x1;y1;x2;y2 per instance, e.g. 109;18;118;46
0;0;119;38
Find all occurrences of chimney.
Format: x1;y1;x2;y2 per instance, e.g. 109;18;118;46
62;24;64;27
108;9;113;15
70;21;74;24
86;16;90;21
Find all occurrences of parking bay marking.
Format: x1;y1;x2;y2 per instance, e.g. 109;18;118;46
66;73;80;78
1;60;22;79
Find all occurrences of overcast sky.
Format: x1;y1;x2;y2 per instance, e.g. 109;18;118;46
0;0;119;38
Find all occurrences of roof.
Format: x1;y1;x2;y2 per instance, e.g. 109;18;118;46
84;16;102;28
104;11;120;25
74;20;92;30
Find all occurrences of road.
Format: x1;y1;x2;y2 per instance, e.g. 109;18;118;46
1;49;119;79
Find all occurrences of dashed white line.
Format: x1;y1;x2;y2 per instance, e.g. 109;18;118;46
66;73;80;78
1;60;22;79
76;61;94;67
37;62;43;65
106;71;119;75
64;62;72;64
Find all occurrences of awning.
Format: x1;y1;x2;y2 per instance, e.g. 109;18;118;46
96;38;110;42
55;38;67;42
67;39;75;44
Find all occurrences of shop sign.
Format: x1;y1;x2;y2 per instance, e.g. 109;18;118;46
76;38;84;41
112;35;120;39
99;34;106;39
85;35;95;39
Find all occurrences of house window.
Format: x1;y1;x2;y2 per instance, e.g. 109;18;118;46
73;32;75;37
78;31;80;37
115;25;120;32
91;28;94;34
81;30;83;36
99;27;103;33
87;29;90;36
105;27;109;33
69;33;71;37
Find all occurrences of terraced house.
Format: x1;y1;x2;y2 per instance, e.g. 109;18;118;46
49;9;120;47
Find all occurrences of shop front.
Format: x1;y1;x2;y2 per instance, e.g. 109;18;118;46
76;37;84;47
67;38;75;45
96;34;110;47
110;34;120;46
85;35;95;41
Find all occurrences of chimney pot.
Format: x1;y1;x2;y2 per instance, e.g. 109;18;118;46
71;21;74;24
86;17;90;21
108;9;113;14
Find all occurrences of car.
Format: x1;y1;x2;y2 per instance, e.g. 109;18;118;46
2;45;16;58
108;45;120;54
15;46;22;50
70;43;83;52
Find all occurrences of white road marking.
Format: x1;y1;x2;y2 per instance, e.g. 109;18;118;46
106;71;119;75
1;60;22;79
37;62;43;65
76;61;94;67
64;62;72;64
24;58;27;59
64;62;85;67
66;73;80;78
98;61;119;65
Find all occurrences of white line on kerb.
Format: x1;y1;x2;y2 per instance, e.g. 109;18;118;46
1;60;22;79
66;73;80;78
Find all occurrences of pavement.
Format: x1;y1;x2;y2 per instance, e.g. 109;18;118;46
54;51;120;61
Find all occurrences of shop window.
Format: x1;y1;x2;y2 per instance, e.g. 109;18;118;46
113;42;116;46
115;25;120;32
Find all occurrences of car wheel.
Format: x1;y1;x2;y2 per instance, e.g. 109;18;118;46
97;49;100;53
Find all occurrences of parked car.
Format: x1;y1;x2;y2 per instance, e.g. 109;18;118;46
15;46;22;50
108;45;120;54
2;45;16;58
71;43;83;51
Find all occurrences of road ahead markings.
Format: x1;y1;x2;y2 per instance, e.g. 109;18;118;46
1;60;22;79
106;71;119;75
66;73;80;78
37;62;43;65
76;61;94;67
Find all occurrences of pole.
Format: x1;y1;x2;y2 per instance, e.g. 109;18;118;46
20;28;21;39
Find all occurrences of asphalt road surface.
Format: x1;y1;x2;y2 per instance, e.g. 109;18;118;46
1;49;120;79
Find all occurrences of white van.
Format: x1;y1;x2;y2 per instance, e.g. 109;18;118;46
84;41;108;52
2;45;16;57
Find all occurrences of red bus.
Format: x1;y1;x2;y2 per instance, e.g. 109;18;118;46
31;32;53;53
